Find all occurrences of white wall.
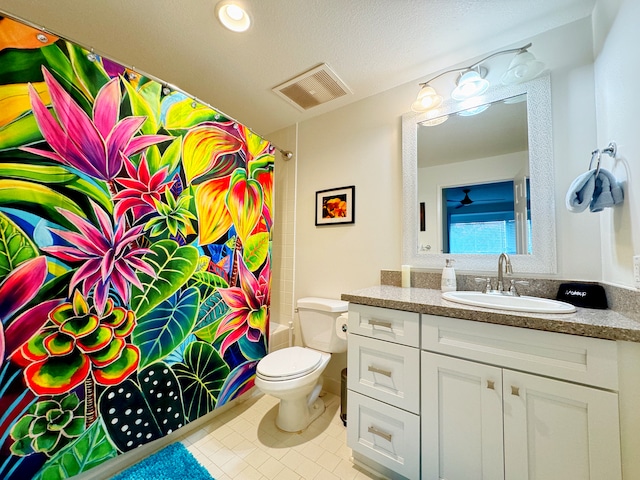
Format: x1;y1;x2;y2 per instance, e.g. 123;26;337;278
593;0;639;288
546;19;602;281
295;87;406;299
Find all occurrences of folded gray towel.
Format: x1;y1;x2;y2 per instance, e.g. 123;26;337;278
566;169;596;212
590;168;624;212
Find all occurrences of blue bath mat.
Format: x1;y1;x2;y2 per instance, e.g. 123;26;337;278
112;442;213;480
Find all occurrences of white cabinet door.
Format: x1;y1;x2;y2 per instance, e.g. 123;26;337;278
422;351;504;480
503;369;621;480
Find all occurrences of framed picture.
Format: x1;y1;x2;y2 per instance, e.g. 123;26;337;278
315;185;355;226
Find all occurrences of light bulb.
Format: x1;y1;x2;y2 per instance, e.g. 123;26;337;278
225;5;244;21
411;85;443;112
502;51;544;85
216;2;251;32
451;70;489;101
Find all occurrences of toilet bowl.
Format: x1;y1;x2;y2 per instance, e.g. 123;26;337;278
255;297;348;432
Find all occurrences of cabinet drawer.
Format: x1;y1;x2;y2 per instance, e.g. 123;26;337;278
347;390;420;479
348;304;420;347
348;334;420;413
421;314;619;390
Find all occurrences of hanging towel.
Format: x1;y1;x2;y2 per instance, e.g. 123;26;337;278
590;168;624;212
565;169;597;212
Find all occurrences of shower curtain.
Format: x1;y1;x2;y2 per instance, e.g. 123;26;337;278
0;16;273;479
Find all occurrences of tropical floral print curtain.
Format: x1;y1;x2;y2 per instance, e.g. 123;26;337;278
0;16;273;479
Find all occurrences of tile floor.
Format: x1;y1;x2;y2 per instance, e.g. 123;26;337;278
179;392;380;480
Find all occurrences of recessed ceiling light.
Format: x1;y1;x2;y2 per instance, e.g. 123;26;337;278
216;1;251;32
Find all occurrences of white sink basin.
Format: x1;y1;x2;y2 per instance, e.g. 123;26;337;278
442;291;576;314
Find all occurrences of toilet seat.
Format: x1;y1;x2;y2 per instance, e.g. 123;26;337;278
257;346;323;381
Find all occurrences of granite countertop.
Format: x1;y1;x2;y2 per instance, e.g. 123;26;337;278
341;285;640;343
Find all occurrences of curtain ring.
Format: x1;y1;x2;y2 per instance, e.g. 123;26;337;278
588;149;601;177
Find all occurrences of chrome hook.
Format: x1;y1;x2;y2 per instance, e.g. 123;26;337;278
602;142;617;159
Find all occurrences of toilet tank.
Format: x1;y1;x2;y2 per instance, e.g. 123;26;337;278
297;297;348;353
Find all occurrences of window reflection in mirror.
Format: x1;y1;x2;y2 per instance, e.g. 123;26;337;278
442;180;531;254
417;94;530;254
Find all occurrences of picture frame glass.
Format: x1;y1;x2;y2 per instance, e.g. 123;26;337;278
315;186;355;225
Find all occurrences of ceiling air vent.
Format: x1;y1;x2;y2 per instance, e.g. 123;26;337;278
272;63;351;111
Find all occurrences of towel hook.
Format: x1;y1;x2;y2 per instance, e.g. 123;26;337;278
602;142;617;159
589;149;602;177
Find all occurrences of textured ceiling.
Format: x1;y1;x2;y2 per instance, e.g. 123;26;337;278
0;0;595;137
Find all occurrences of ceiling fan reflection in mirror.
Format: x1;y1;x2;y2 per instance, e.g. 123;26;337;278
446;188;503;208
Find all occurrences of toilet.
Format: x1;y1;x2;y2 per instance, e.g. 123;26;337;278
255;297;348;432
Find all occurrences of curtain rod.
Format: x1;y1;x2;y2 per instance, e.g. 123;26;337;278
0;9;294;160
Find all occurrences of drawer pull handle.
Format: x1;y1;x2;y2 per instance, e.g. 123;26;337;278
368;425;393;442
511;386;520;396
368;365;392;377
369;319;393;329
487;380;495;390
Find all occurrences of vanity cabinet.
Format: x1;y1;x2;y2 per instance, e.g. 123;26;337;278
421;314;622;480
346;304;421;480
344;301;627;480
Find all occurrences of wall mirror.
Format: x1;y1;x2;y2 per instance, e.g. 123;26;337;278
402;75;556;273
420;95;530;255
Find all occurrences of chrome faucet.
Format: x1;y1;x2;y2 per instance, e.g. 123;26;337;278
497;253;513;292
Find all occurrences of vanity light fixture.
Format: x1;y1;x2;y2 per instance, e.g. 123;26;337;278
451;68;489;101
216;1;251;32
411;84;443;112
411;43;543;113
501;50;545;85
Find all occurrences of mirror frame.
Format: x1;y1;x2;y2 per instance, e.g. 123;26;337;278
402;75;556;273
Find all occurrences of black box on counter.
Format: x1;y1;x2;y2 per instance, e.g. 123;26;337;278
556;282;608;309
